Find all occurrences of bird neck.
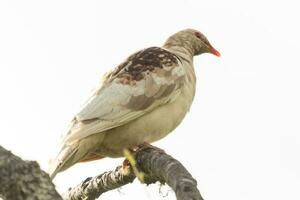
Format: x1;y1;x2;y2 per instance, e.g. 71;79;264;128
162;45;194;65
162;41;196;96
162;37;195;62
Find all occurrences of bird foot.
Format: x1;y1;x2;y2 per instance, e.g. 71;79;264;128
122;158;130;168
134;142;166;154
121;158;131;172
123;149;145;183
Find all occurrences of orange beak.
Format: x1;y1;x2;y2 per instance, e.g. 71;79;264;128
209;46;221;57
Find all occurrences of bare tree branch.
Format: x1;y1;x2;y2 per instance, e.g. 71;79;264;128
0;145;62;200
0;144;203;200
65;146;204;200
135;146;204;200
64;165;136;200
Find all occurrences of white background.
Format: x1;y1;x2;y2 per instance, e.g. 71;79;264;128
0;0;300;199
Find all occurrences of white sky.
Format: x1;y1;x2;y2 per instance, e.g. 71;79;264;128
0;0;300;199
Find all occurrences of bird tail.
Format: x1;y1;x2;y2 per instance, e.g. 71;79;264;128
48;142;79;180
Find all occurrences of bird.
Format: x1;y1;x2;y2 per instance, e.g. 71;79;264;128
49;29;220;179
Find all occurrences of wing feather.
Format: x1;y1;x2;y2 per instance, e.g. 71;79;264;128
63;47;186;144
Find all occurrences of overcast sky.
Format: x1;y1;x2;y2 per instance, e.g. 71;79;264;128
0;0;300;200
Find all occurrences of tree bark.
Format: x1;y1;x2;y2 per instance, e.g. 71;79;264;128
0;145;204;200
135;146;204;200
65;145;204;200
0;145;62;200
63;165;136;200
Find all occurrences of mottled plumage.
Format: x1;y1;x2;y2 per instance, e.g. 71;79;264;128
49;29;220;179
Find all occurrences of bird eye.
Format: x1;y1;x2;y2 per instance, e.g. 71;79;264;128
194;32;204;40
194;31;210;45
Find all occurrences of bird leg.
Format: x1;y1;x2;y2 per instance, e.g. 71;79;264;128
123;148;145;183
122;142;165;183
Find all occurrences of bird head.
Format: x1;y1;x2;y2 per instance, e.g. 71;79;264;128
163;29;221;57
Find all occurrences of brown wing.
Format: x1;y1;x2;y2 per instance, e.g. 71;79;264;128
63;47;186;144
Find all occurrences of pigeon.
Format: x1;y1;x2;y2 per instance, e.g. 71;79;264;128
49;29;220;179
